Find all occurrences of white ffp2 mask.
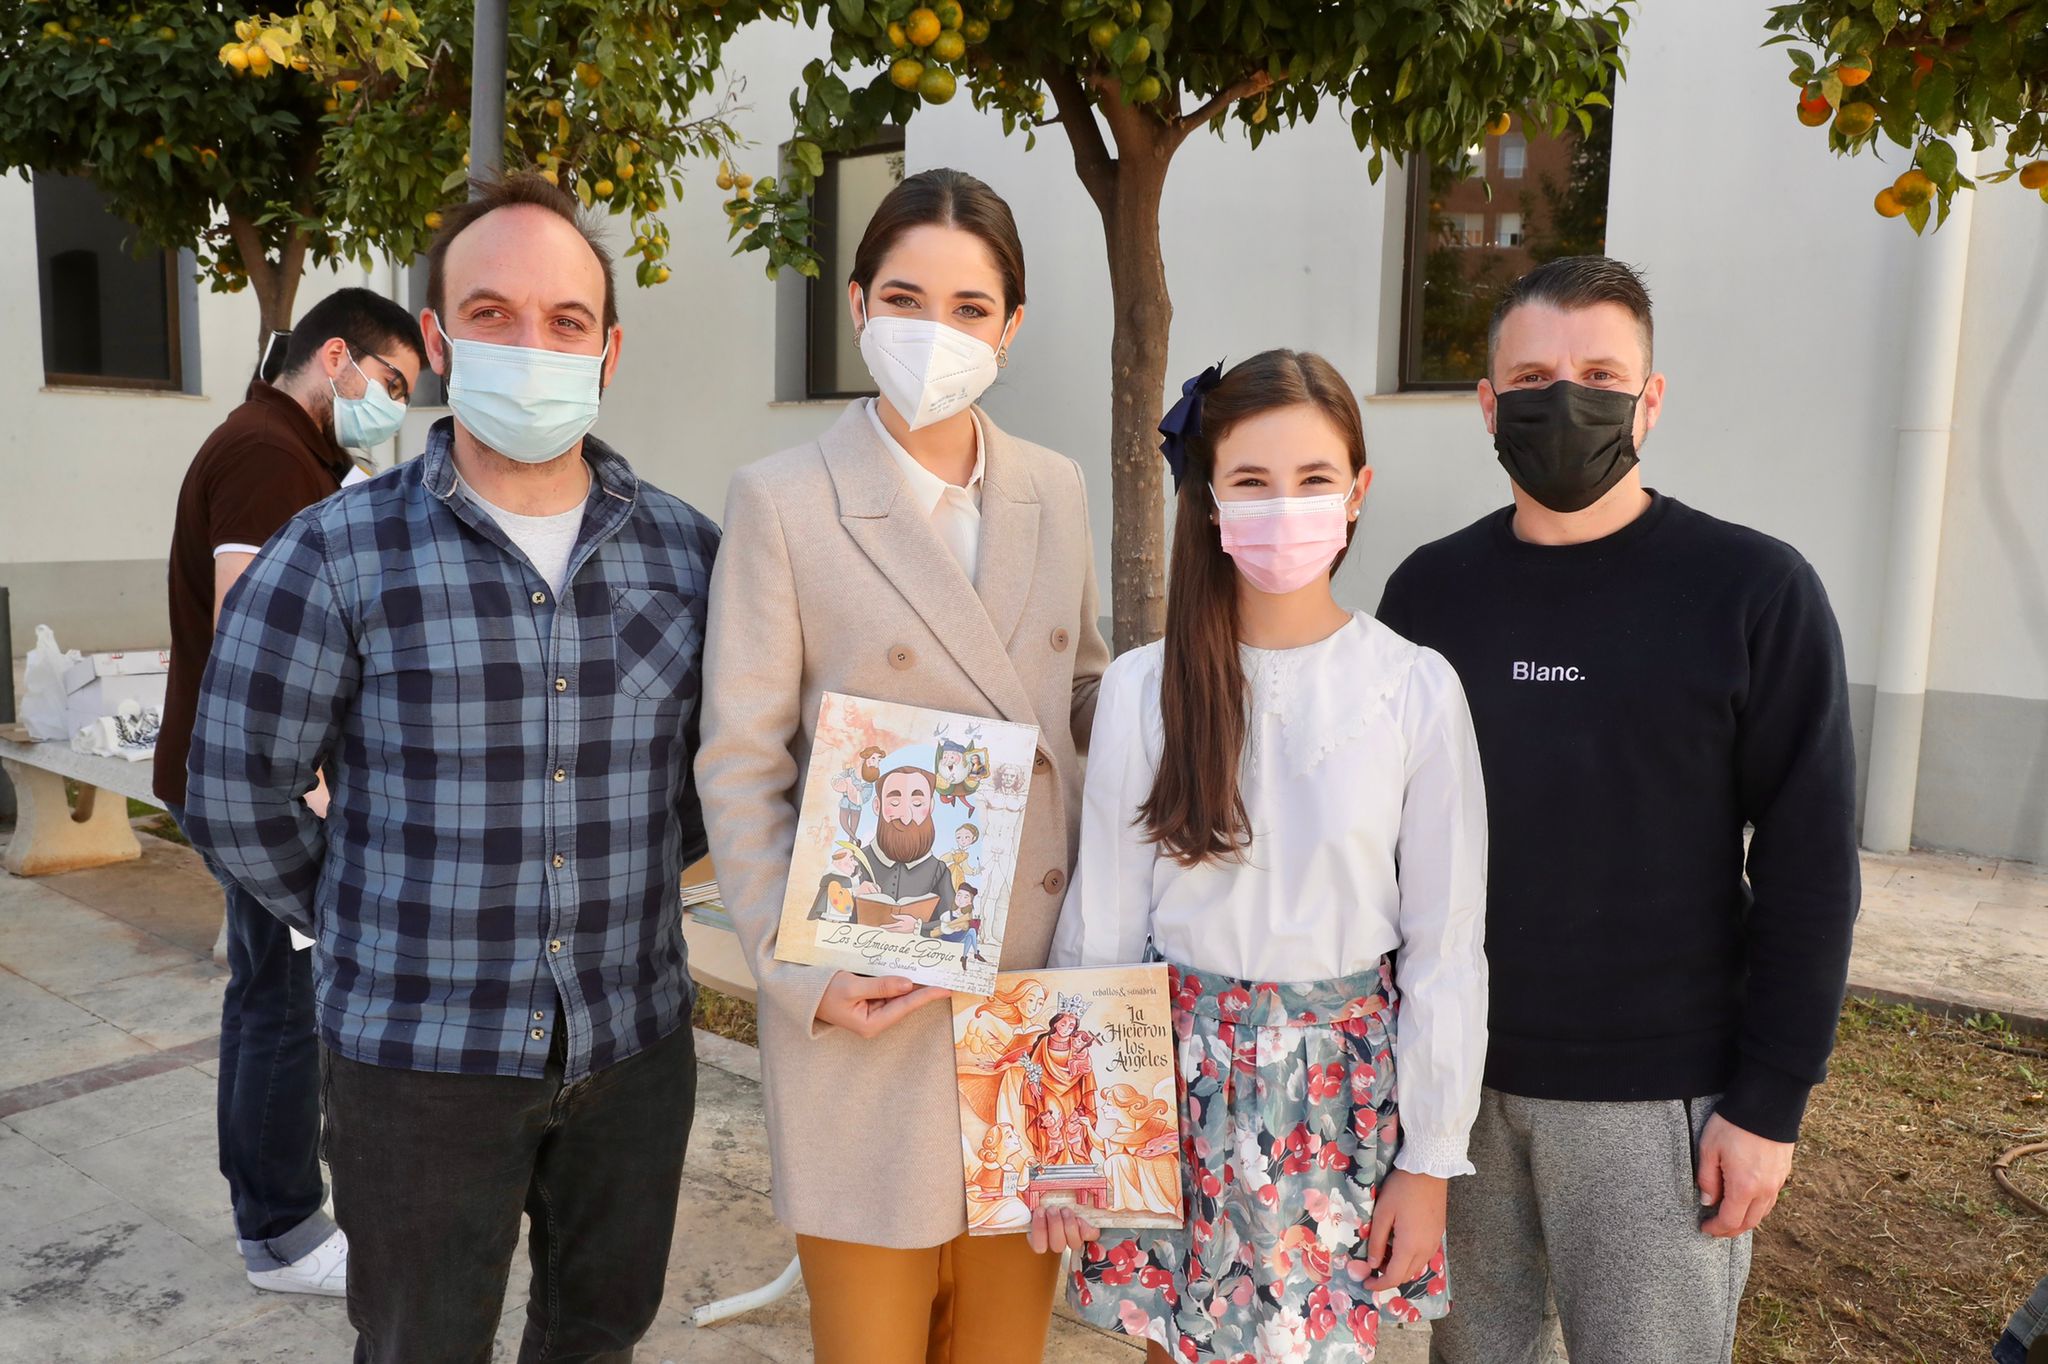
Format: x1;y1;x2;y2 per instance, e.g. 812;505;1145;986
857;302;1007;430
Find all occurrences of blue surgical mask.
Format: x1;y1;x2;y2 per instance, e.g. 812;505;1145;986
432;312;609;464
330;354;408;451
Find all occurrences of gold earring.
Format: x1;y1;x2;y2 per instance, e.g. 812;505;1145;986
996;347;1008;368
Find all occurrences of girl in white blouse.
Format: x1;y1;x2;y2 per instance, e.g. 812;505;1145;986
1040;350;1489;1363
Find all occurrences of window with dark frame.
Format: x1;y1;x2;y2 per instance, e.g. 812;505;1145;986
33;175;182;390
806;135;905;400
1397;105;1612;391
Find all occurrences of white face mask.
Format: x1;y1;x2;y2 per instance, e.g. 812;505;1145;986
857;296;1009;431
431;311;609;464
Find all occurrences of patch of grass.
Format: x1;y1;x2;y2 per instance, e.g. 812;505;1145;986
1739;997;2048;1362
693;986;757;1047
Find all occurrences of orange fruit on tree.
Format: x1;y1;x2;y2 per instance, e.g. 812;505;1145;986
1873;187;1905;218
890;56;924;91
961;16;989;42
1486;111;1512;137
919;66;957;103
933;0;963;28
1796;91;1831;127
887;20;907;49
424;210;444;229
1833;103;1875;138
1892;168;1933;207
2019;160;2048;191
594;177;615;197
930;29;965;61
904;7;941;47
1838;62;1870;87
1089;17;1119;51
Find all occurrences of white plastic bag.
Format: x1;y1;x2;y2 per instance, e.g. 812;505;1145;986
21;624;82;741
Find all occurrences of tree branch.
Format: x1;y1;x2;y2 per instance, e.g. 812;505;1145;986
1043;67;1117;218
1172;70;1275;146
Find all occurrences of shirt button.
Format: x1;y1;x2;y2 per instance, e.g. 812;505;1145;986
888;645;915;670
554;677;568;693
1041;868;1067;895
1051;627;1071;652
548;939;563;953
531;591;547;605
553;769;566;782
551;853;565;869
533;1010;546;1021
530;1027;545;1040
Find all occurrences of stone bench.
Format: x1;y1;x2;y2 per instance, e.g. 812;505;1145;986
0;730;162;877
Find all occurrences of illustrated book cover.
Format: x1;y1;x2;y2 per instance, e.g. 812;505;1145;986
773;691;1039;995
952;964;1184;1235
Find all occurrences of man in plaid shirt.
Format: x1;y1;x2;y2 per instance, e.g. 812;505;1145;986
186;174;716;1362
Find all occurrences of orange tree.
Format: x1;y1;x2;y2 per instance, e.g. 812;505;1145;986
727;0;1628;647
0;1;779;358
1766;0;2048;233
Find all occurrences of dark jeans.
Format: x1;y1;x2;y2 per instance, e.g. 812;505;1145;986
322;1020;697;1364
167;802;334;1269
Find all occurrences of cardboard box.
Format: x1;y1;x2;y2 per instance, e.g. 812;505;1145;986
62;649;170;737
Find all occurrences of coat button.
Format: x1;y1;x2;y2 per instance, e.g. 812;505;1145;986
1051;627;1070;652
1041;868;1066;895
1033;749;1050;771
888;646;915;670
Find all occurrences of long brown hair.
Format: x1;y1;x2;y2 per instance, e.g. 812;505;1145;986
1138;349;1369;866
851;167;1026;314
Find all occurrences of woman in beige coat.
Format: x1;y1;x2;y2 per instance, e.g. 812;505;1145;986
694;168;1109;1363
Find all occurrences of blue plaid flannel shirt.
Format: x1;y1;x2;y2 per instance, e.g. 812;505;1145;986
185;418;718;1081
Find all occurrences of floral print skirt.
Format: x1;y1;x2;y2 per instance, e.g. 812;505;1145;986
1068;958;1449;1363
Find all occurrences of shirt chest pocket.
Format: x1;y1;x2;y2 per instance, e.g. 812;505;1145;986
609;586;701;703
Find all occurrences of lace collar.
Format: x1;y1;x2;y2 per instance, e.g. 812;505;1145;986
1238;613;1414;776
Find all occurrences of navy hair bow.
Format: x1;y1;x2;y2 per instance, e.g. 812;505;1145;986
1158;361;1225;491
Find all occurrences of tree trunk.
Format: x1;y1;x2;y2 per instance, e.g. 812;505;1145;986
1096;145;1174;653
225;208;309;366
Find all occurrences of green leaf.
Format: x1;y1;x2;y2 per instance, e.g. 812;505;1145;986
1915;138;1957;188
1916;67;1956;123
1393;56;1416;104
1904;197;1930;234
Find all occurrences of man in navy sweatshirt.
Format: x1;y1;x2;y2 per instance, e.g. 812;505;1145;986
1377;257;1859;1364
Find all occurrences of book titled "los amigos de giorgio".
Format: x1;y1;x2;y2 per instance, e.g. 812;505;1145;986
952;964;1184;1236
773;692;1040;996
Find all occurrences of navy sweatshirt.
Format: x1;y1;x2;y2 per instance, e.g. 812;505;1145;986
1376;492;1859;1142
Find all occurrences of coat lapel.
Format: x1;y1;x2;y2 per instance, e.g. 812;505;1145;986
822;403;1039;727
971;414;1040;654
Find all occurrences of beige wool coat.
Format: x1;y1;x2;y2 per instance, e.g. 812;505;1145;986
695;401;1111;1248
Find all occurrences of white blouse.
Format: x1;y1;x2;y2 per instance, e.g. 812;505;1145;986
1048;611;1489;1179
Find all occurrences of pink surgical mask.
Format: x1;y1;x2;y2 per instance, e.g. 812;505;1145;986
1211;487;1352;595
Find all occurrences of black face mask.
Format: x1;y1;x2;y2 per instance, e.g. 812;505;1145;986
1491;380;1644;513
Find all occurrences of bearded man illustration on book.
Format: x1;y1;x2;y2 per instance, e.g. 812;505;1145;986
849;746;955;934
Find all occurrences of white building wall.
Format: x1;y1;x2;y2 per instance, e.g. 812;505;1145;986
3;6;2043;858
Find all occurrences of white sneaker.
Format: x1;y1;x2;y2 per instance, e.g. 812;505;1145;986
246;1227;348;1297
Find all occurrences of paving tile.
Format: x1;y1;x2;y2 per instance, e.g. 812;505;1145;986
1993;859;2048;890
149;1301;356;1362
0;967;102;1046
0;1125;121;1235
685;1063;775;1199
1886;865;2038;908
0;1020;157;1092
37;838;226;961
0;1204;267;1363
61;1110;234;1254
71;960;226;1050
1862;848;1999;880
0;881;201;998
5;1064;214;1158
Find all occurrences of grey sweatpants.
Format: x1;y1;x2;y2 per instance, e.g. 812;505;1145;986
1429;1087;1752;1364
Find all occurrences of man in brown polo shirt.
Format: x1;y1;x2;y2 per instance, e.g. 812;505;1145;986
158;286;423;1296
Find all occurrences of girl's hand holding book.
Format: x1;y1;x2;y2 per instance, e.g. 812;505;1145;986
815;971;949;1039
1026;1204;1100;1256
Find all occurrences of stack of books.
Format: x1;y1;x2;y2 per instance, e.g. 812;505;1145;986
681;857;723;913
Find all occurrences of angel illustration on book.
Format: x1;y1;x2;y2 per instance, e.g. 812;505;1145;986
951;966;1183;1234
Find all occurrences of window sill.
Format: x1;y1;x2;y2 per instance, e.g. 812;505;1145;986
39;384;206;400
1364;389;1481;406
